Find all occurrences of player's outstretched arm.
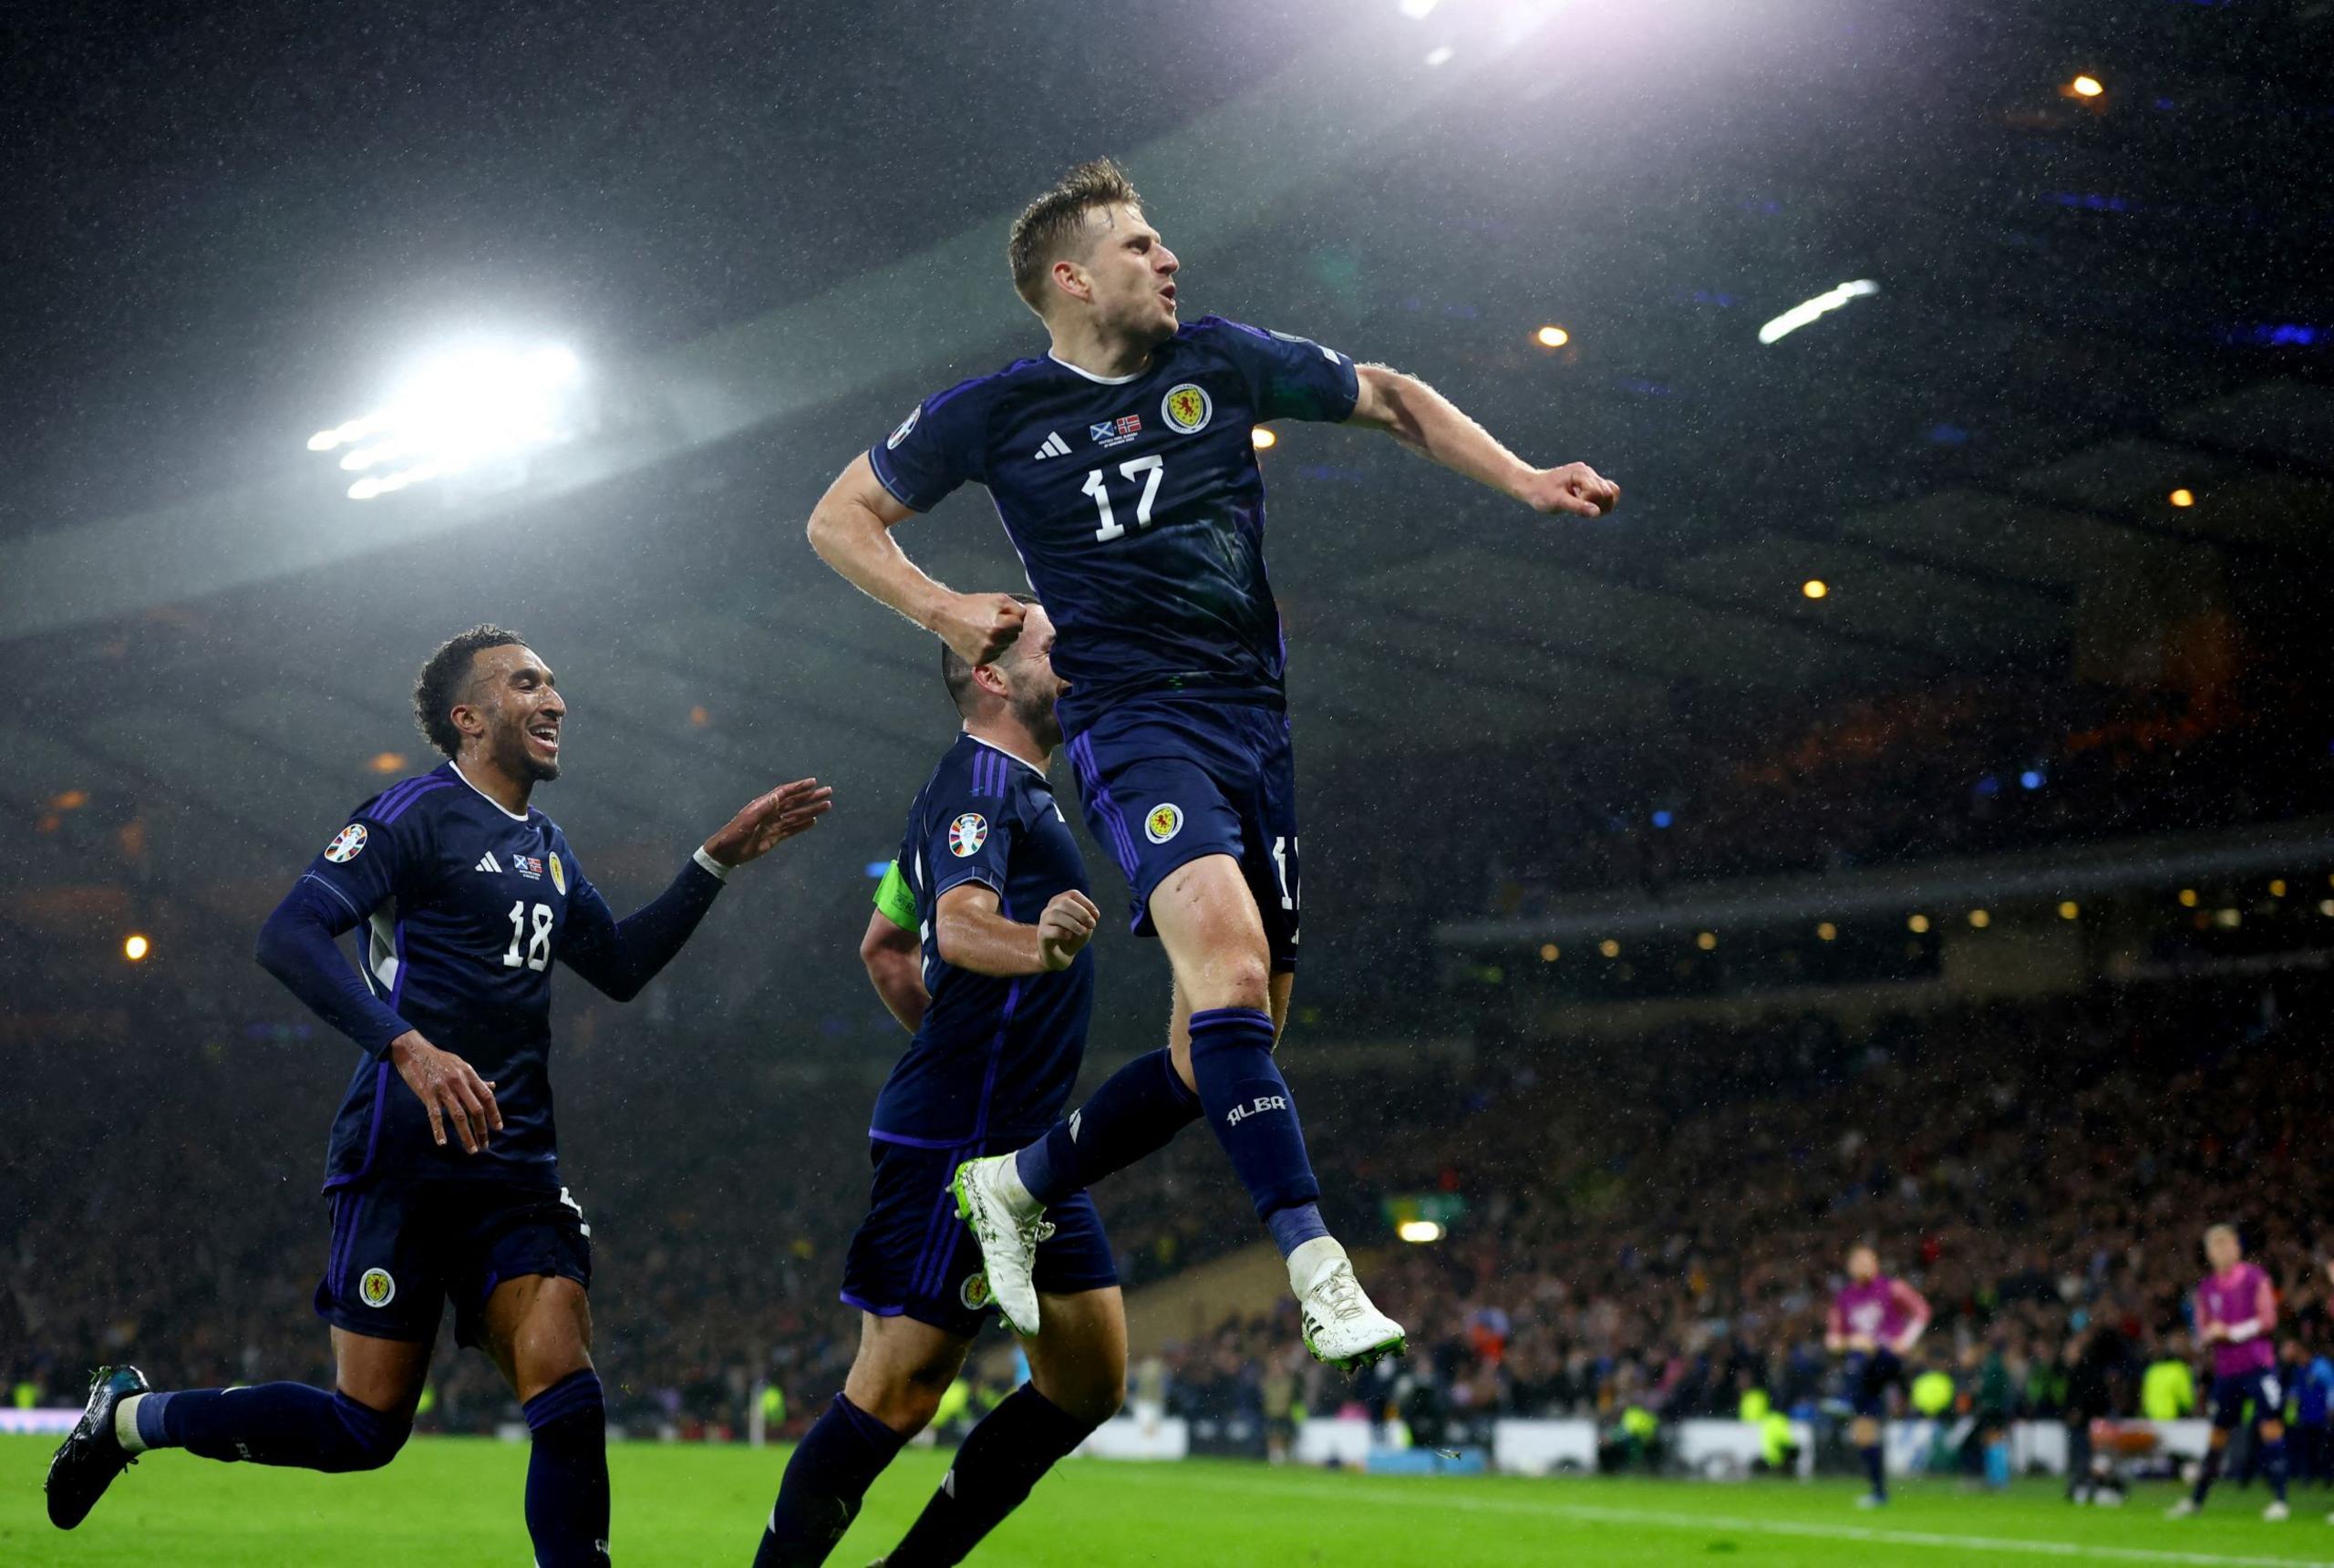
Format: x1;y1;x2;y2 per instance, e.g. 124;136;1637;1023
560;779;832;1002
934;883;1099;976
806;454;1028;665
1346;363;1619;519
700;777;834;870
861;911;930;1034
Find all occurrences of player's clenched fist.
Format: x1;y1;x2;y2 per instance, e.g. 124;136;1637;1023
1036;889;1100;971
387;1030;502;1154
1518;461;1621;519
933;592;1028;666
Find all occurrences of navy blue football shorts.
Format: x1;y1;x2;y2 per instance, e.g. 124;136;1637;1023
1849;1349;1905;1418
842;1136;1117;1339
1065;696;1301;973
315;1176;592;1347
2208;1366;2285;1429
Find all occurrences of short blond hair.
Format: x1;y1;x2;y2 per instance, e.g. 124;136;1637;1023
1007;159;1143;315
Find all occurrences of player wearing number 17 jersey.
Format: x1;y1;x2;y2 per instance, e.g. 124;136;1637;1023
45;625;831;1564
808;158;1620;1369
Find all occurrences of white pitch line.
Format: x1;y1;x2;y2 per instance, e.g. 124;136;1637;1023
1096;1466;2331;1567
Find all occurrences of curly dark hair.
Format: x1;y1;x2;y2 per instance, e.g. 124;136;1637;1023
1007;158;1142;315
413;624;528;758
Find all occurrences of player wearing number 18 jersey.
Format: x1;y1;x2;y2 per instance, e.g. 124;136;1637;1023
46;626;831;1565
809;158;1619;1369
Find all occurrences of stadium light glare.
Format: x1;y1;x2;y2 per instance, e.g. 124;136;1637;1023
2178;888;2198;908
1758;280;1880;346
367;751;406;775
53;789;88;810
123;934;150;963
1598;938;1620;958
2059;901;2080;921
1398;0;1441;16
1398;1220;1445;1244
2071;75;2104;98
2168;488;2195;508
2319;899;2334;917
1816;922;1837;942
309;339;585;502
2215;908;2241;928
1252;427;1278;450
1696;931;1717;951
1968;909;1991;929
1423;45;1455;67
2270;879;2287;898
1802;579;1828;600
1907;913;1930;934
1535;325;1570;348
1538;943;1558;962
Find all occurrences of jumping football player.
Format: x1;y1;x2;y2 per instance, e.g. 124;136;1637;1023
1825;1243;1931;1508
806;157;1618;1369
754;600;1128;1566
45;625;831;1564
2169;1223;2290;1522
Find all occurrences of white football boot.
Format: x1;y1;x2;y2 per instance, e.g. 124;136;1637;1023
2264;1501;2290;1522
951;1154;1051;1337
1289;1237;1406;1370
2166;1498;2199;1519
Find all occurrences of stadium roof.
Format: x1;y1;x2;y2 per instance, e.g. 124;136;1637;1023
3;0;2329;992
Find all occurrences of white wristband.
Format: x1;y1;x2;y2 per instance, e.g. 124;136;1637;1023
692;846;731;882
2226;1319;2262;1344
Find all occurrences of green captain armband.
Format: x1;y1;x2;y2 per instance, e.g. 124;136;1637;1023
872;860;917;932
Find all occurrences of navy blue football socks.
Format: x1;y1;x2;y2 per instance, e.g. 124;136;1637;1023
522;1369;610;1566
885;1384;1098;1567
1187;1006;1322;1250
135;1382;408;1471
1014;1047;1201;1207
755;1392;909;1566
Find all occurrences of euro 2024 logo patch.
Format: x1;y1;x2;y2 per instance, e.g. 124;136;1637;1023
1162;383;1212;435
324;824;368;862
358;1267;397;1309
1145;802;1183;844
949;812;987;857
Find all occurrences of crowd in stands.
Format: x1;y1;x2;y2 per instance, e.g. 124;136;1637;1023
10;969;2330;1470
1315;669;2333;927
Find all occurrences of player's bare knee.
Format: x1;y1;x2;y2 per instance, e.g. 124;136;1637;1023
1034;1367;1122;1429
854;1377;944;1437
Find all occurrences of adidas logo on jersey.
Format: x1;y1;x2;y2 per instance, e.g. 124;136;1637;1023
1033;430;1071;459
475;851;502;873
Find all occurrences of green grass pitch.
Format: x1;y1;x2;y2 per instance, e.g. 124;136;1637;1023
6;1434;2330;1565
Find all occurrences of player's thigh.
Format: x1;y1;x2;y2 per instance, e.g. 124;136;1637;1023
1028;1286;1128;1427
332;1326;434;1416
844;1312;974;1435
1149;852;1273;1007
480;1273;594;1402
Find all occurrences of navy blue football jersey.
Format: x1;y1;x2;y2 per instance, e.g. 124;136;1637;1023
294;762;621;1187
871;735;1094;1144
868;315;1360;736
